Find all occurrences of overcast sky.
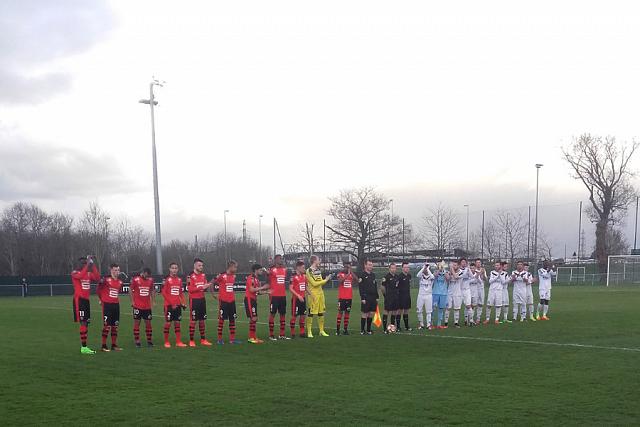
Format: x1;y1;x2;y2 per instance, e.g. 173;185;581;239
1;0;639;256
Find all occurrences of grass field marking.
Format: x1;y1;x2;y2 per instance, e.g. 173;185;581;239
396;331;640;353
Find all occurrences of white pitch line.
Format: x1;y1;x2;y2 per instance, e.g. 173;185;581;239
30;305;640;353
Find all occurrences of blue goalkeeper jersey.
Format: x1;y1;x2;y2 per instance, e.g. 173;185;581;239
432;272;448;296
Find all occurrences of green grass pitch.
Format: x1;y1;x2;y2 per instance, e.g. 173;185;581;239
1;286;639;426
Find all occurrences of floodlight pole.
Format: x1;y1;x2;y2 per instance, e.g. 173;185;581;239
139;79;164;275
533;164;543;267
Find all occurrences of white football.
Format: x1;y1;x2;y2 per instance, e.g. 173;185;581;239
387;324;397;333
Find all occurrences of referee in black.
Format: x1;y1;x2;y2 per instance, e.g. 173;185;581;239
358;259;378;335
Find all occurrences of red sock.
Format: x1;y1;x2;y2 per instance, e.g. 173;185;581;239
174;322;182;342
199;320;206;339
300;316;305;335
268;314;275;337
344;312;350;330
218;318;224;340
144;320;153;343
290;318;296;336
163;322;170;342
229;319;236;341
79;324;88;346
337;312;343;331
110;326;118;346
249;319;256;339
101;326;108;346
189;320;195;341
279;314;286;336
133;320;141;343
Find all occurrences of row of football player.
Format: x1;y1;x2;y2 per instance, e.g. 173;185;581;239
412;258;556;330
71;254;352;354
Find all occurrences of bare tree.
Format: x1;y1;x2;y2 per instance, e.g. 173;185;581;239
298;222;316;255
422;203;461;255
326;187;402;267
562;134;638;273
482;220;501;261
494;210;527;263
78;202;111;271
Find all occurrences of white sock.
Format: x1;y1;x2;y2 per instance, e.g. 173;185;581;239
527;304;534;317
503;306;509;320
537;303;543;315
543;304;549;316
454;309;460;324
476;306;482;322
445;310;450;323
495;306;501;321
486;306;492;321
520;305;526;320
467;307;473;323
417;311;423;326
513;306;518;320
426;312;432;327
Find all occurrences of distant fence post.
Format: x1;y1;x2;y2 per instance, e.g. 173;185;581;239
50;284;53;297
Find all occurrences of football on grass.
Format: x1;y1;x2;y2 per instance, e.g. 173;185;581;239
387;324;397;333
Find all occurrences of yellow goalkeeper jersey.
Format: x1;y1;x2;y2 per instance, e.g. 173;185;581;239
305;267;329;296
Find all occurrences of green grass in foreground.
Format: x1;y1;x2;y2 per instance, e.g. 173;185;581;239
0;286;639;426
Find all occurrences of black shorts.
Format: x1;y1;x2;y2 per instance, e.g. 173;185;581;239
338;298;352;312
291;297;306;317
384;295;399;311
133;307;152;320
244;297;257;318
165;305;182;322
102;302;120;326
190;297;207;321
219;301;237;320
361;298;378;313
73;297;90;323
270;296;286;315
398;293;412;310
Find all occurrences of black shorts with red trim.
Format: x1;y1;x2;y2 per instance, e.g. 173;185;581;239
102;302;120;326
73;297;90;323
219;300;237;320
190;297;207;321
338;298;352;312
244;297;257;318
133;307;152;320
269;296;286;315
291;297;306;317
165;305;182;322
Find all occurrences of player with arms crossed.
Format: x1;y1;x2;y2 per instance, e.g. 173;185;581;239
187;258;213;347
381;263;400;333
336;261;356;335
305;255;333;338
289;261;308;338
214;260;242;345
71;255;100;354
536;260;555;320
266;254;289;340
484;261;504;324
245;263;269;343
416;262;434;330
358;259;378;335
161;262;187;348
129;267;155;348
97;263;124;352
471;258;487;324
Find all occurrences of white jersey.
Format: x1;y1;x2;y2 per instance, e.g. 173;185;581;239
500;271;509;288
460;267;473;291
489;270;504;291
473;268;487;287
416;266;434;296
448;269;463;296
511;270;528;304
538;268;555;290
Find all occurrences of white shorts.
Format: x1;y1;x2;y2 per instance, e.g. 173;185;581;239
462;288;472;307
472;284;485;306
502;287;509;306
448;293;462;309
486;288;503;307
526;286;534;304
539;287;551;300
513;286;527;305
416;294;433;314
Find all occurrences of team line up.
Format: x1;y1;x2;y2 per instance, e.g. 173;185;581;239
70;254;556;354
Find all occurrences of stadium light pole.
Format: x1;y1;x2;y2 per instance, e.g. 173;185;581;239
464;204;469;252
388;199;394;263
533;164;543;266
259;214;263;265
139;77;165;275
634;196;639;251
224;209;229;261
